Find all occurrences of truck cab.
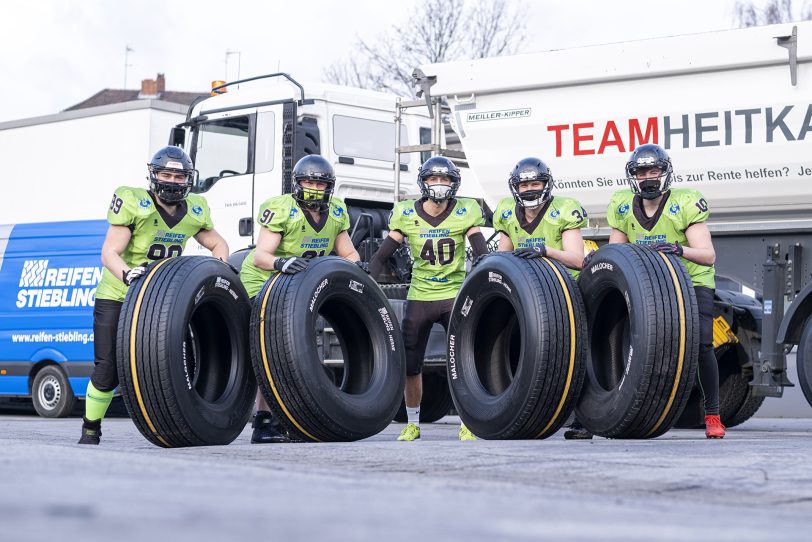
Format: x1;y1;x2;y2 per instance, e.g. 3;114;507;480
172;75;432;259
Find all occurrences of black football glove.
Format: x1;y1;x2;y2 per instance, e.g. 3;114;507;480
649;242;683;257
472;252;491;268
274;257;309;274
355;260;370;273
513;246;546;259
123;263;148;286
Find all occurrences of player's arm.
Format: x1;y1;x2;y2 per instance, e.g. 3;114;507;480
546;228;587;270
252;227;284;271
194;228;229;261
682;222;716;266
609;229;629;243
497;234;514;251
100;225;134;281
368;231;405;278
334;230;360;262
465;226;488;257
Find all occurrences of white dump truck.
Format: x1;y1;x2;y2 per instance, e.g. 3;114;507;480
409;22;812;423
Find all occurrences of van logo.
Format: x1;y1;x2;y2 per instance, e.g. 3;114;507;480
16;260;102;309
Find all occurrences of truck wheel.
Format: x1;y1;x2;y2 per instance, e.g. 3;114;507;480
380;283;409;300
227;248;252;272
446;253;587;439
31;365;76;418
117;256;256;448
576;244;699;438
393;372;454;423
251;257;405;442
675;328;764;429
796;317;812;410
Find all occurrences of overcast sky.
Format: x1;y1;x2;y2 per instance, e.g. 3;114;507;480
0;0;787;123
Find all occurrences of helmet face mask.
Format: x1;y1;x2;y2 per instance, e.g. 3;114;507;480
417;157;461;203
292;155;336;210
625;144;673;200
509;157;553;209
147;146;197;204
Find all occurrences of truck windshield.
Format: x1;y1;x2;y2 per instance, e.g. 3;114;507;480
192;116;251;193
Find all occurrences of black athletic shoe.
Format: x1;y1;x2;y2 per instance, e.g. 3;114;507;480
78;417;102;445
564;420;593;440
251;411;290;444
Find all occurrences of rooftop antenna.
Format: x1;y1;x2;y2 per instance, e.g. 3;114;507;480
124;45;134;88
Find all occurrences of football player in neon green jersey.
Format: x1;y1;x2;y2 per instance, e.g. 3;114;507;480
368;156;489;442
242;155;361;443
78;146;228;445
492;157;587;276
607;143;724;439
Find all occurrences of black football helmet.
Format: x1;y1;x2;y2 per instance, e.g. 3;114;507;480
625;144;673;200
147;146;197;204
291;155;336;210
417;156;461;202
508;157;554;208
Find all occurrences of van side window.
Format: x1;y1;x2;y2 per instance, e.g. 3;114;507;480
192;116;251;193
333;115;409;163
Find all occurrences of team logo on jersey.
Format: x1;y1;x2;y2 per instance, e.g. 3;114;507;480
618;203;630;216
192;205;203;216
332;206;344;218
550;209;560;218
456;207;467;216
289;208;299;218
139;198;151;209
403;208;415;216
668;203;680;215
501;209;512;219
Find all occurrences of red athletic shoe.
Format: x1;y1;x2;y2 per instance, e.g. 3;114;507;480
705;415;726;439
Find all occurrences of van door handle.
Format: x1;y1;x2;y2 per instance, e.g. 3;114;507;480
238;217;253;237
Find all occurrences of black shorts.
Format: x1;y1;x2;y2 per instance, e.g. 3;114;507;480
91;298;123;392
402;298;454;376
695;286;715;352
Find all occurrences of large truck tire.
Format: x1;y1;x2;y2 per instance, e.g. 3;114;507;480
446;253;587;440
31;365;76;418
796;318;812;410
251;256;405;442
576;244;699;439
117;257;256;448
393;371;454;423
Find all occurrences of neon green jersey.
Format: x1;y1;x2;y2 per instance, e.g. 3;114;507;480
95;186;213;302
240;194;351;298
492;195;588;278
389;197;485;301
607;188;715;289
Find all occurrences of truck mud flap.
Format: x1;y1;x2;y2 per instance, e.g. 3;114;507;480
251;257;405;442
446;253;587;440
576;244;699;439
117;257;256;448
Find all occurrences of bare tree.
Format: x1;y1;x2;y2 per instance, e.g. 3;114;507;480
323;0;527;97
733;0;812;27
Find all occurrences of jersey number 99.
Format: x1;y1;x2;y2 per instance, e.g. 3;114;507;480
147;243;183;260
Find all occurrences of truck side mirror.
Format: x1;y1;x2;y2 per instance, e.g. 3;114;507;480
169;127;186;148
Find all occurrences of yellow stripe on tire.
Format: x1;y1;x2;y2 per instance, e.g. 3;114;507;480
536;258;577;438
129;259;172;448
645;253;687;437
259;274;320;442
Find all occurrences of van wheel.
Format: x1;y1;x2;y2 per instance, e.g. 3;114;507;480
446;253;587;439
576;244;699;438
393;372;453;423
117;256;256;448
251;257;406;442
32;365;75;418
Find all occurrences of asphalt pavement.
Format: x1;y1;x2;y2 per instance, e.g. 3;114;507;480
1;415;811;542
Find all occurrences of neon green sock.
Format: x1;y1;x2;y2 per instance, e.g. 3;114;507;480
85;381;114;422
